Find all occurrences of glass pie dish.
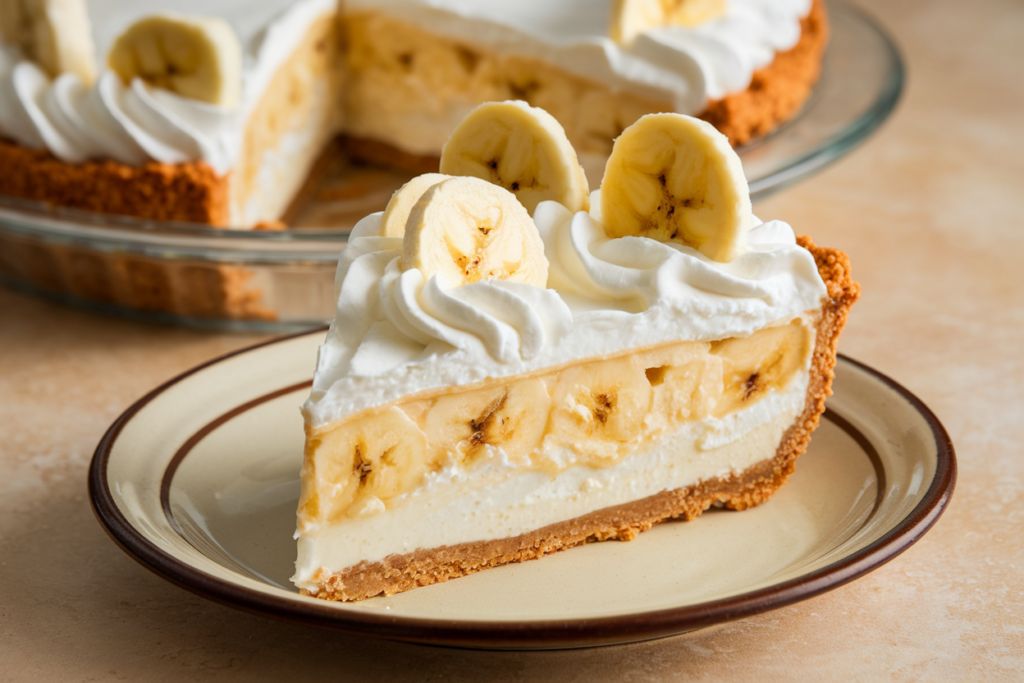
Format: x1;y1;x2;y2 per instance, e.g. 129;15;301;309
0;0;903;332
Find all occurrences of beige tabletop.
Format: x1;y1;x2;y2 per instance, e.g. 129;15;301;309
2;0;1022;679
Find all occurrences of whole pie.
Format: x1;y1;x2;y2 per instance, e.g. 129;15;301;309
0;0;828;227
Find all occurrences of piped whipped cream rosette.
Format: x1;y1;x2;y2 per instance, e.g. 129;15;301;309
0;0;332;173
295;101;857;602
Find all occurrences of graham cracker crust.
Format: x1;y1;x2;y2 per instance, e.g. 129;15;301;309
0;139;230;225
304;237;859;601
699;0;829;145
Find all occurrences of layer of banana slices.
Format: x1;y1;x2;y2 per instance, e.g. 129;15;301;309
439;100;590;216
601;113;752;263
610;0;728;44
0;0;97;84
108;13;242;108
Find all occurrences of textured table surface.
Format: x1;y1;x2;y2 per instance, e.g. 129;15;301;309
1;0;1021;680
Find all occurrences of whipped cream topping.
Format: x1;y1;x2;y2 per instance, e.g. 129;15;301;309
0;0;335;172
0;0;811;169
0;48;236;170
304;191;827;428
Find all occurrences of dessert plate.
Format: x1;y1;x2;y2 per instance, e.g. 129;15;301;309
90;330;955;650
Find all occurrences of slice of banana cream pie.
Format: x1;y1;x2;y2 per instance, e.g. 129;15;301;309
294;102;858;601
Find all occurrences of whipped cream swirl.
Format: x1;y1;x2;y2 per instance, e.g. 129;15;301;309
305;194;827;427
0;45;236;172
316;212;573;387
537;196;824;315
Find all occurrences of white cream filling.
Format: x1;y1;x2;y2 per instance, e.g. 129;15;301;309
292;369;809;589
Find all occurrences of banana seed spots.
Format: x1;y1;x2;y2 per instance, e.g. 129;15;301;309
353;445;371;485
594;393;615;424
743;373;761;400
464;255;485;283
484;158;536;196
469;393;508;445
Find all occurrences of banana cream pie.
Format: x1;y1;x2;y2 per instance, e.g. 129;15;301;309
294;102;858;601
0;0;827;227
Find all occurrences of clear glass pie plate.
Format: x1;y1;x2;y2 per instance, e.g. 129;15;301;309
0;0;903;332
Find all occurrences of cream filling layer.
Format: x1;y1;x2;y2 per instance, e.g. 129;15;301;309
292;368;808;590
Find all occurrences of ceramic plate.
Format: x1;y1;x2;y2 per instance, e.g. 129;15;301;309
89;331;955;650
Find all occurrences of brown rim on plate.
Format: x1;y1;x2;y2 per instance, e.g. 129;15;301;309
88;331;956;650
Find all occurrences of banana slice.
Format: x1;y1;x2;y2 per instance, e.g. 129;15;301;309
402;176;549;288
610;0;728;44
378;173;452;238
420;378;551;466
0;0;97;84
308;406;429;523
439;100;590;216
545;355;653;462
107;14;242;108
600;113;753;263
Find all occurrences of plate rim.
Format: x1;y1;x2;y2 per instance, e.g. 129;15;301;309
88;330;956;650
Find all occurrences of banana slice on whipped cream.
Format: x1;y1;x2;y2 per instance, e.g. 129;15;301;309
107;13;242;108
379;173;452;238
600;112;753;263
401;176;549;288
0;0;97;84
439;100;590;216
609;0;728;44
